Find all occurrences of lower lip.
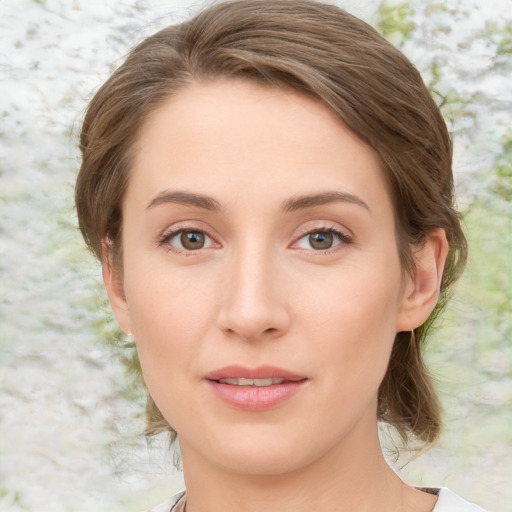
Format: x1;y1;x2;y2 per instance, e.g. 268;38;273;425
206;380;307;411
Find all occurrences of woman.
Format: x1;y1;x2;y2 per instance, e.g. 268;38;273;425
75;1;485;511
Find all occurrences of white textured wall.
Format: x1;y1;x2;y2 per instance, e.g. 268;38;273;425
1;1;510;511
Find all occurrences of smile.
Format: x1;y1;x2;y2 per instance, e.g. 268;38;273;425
204;366;308;411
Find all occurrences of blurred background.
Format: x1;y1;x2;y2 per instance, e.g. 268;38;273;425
0;0;510;511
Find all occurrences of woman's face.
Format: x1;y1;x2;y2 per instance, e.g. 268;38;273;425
107;79;419;475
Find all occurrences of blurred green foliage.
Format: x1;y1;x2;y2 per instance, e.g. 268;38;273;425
377;1;416;45
491;132;512;202
497;30;512;55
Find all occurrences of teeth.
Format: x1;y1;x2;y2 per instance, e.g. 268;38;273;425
218;378;285;386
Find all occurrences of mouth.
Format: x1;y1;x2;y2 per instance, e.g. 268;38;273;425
204;366;308;411
217;377;289;387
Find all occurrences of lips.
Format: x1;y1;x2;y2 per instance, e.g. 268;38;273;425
204;365;306;381
204;365;308;411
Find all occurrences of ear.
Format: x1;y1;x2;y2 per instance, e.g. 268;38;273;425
396;228;449;332
101;239;132;336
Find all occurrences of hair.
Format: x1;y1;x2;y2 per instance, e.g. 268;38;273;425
76;0;467;446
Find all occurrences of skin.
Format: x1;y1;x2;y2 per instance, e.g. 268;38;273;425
104;79;448;512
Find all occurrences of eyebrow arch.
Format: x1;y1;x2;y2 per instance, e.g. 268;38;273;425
146;190;222;211
283;191;370;212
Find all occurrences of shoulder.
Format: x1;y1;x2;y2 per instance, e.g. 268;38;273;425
142;488;488;512
143;490;186;512
433;488;488;512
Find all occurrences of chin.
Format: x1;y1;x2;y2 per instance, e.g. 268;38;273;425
214;446;311;476
181;422;337;477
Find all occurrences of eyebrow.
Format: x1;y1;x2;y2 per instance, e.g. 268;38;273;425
146;190;222;211
145;189;369;214
283;191;370;212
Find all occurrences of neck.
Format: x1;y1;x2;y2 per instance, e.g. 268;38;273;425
179;418;436;512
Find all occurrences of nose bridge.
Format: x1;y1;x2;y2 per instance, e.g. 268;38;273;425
218;238;289;340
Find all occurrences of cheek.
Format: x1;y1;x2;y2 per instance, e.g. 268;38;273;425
125;282;211;425
296;254;403;335
296;256;402;383
122;264;218;386
125;257;217;328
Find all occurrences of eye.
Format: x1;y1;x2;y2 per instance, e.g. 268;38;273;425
307;231;335;250
293;228;351;251
162;229;215;252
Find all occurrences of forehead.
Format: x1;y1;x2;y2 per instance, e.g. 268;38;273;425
129;79;391;215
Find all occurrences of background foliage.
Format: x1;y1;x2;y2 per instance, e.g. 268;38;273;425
0;0;510;510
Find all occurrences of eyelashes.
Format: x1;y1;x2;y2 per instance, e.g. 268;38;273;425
157;223;353;255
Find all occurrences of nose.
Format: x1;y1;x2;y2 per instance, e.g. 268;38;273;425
217;246;291;342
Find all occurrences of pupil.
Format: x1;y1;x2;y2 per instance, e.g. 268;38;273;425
181;230;205;250
309;231;333;250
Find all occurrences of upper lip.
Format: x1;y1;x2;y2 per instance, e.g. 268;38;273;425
204;365;307;382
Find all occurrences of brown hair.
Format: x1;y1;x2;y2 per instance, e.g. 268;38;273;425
76;0;467;446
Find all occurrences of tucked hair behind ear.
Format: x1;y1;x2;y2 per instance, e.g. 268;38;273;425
76;0;467;447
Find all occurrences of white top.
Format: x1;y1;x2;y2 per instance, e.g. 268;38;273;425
145;488;488;512
433;488;487;511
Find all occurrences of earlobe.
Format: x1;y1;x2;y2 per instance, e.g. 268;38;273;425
101;239;132;335
396;228;449;331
